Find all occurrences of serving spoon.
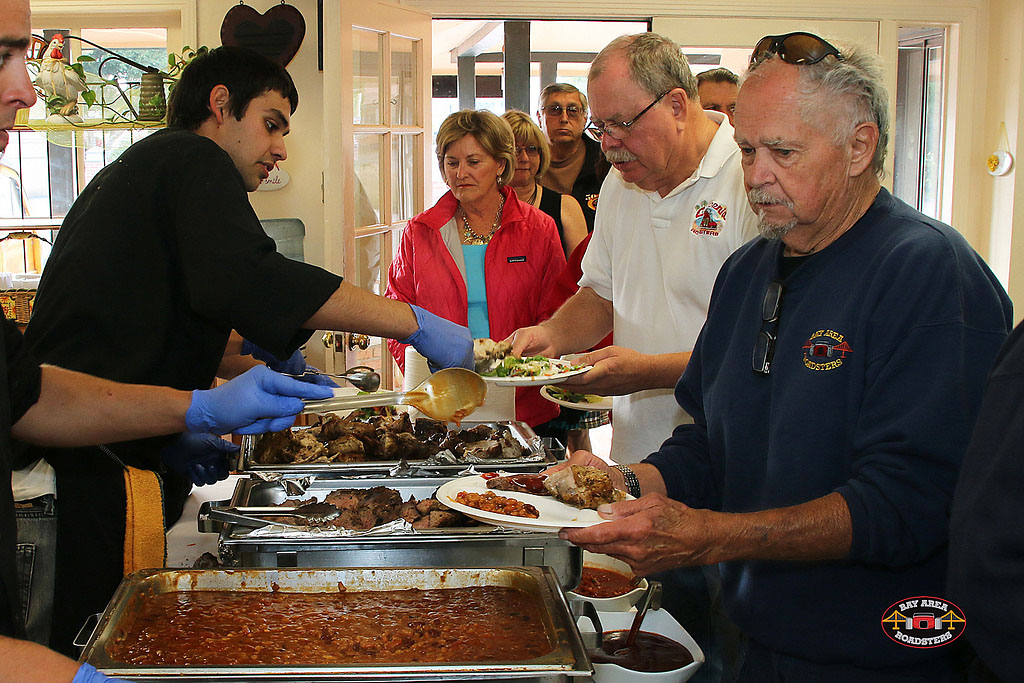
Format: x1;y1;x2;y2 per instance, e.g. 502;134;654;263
302;368;487;423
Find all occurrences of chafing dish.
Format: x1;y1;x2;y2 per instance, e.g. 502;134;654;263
78;566;593;682
237;420;560;474
202;477;583;591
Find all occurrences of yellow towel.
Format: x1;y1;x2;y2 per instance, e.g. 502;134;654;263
123;466;167;574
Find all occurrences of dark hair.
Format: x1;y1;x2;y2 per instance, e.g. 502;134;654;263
167;46;298;130
697;67;739;86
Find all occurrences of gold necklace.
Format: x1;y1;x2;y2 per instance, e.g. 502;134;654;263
461;194;505;245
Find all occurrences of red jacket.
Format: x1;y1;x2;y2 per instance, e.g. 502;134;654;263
386;185;566;426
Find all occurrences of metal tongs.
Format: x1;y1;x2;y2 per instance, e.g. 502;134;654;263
200;501;340;529
286;365;381;392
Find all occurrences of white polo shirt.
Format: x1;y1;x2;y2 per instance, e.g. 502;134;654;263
579;111;758;463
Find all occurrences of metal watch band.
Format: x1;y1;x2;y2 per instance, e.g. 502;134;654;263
613;464;641;498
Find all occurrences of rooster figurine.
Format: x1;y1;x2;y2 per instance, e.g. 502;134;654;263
33;34;90;123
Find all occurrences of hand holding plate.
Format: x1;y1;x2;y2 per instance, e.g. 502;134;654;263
558;346;662;396
559;493;720;576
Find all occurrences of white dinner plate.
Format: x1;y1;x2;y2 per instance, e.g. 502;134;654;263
436;474;630;532
481;364;592;387
540;385;613;411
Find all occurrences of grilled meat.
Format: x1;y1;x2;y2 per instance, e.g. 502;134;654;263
487;473;550;496
543;465;627;510
252;417;525;465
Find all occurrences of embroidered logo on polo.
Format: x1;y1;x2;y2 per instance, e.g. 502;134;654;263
692;200;726;236
507;256;526;263
802;329;853;371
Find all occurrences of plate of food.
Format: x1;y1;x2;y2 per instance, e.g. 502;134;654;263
540;384;613;411
436;465;630;532
473;339;591;387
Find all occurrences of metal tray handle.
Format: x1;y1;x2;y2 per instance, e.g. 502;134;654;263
570;598;604;650
73;612;101;650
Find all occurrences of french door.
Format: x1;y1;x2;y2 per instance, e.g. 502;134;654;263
321;0;432;388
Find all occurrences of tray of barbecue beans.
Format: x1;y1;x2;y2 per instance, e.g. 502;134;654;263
236;409;561;475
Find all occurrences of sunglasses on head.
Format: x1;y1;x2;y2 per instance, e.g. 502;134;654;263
750;32;844;67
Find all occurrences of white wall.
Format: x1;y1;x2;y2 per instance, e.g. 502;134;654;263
401;0;1024;319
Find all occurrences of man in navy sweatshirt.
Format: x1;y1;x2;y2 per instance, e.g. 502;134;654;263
555;33;1012;680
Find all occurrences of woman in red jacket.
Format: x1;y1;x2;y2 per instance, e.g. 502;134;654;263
385;110;566;430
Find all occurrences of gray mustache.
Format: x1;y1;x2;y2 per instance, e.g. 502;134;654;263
747;188;794;209
604;149;639;163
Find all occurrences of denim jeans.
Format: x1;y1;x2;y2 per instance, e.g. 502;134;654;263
14;494;57;646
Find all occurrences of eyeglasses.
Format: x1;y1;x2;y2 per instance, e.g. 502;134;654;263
586;90;671;141
515;144;540;156
750;32;844;67
752;280;784;375
539;104;584;119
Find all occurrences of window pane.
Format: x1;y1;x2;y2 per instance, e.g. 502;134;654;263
15;132;52;218
391;134;417;222
353;29;384;125
354;134;382;228
391;36;417;126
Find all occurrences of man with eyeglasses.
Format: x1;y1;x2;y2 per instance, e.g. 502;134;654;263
535;83;608;231
516;34;757;466
549;33;1011;680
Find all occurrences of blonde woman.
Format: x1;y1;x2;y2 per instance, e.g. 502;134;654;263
386;110;566;431
502;110;588;258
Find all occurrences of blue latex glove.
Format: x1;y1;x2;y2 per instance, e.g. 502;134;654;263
400;305;474;370
186;365;333;435
161;432;237;486
73;663;129;683
241;340;338;387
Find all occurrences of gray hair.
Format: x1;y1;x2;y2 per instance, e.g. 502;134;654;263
746;40;889;177
538;83;588;113
589;33;698;101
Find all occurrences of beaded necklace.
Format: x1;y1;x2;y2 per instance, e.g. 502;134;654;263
461;194;505;245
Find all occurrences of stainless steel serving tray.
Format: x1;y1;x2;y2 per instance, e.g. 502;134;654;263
79;566;593;682
237;420;558;474
204;477;583;591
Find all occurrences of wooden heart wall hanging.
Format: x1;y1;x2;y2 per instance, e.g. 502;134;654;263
220;2;306;67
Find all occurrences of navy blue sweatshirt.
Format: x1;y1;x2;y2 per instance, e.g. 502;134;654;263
646;188;1011;668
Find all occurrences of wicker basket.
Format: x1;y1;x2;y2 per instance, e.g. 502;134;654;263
0;289;36;324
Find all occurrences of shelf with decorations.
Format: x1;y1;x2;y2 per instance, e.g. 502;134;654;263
19;34;207;135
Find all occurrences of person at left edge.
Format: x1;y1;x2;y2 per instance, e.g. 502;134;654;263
13;45;470;656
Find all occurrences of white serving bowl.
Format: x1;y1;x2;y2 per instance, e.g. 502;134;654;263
578;609;704;683
566;551;648;611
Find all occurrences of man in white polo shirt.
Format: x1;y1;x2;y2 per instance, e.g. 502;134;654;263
513;32;757;465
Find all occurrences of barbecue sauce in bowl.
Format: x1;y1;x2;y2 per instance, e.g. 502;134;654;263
575;566;636;598
591;629;694;673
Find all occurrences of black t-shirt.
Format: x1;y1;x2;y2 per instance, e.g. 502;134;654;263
572;135;610;233
20;127;341;652
26;127;341;390
0;316;43;637
948;321;1024;681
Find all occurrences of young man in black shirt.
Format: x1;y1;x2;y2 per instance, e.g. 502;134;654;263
14;42;474;656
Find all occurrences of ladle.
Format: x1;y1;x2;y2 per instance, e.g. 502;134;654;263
302;368;487;423
622;580;662;651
